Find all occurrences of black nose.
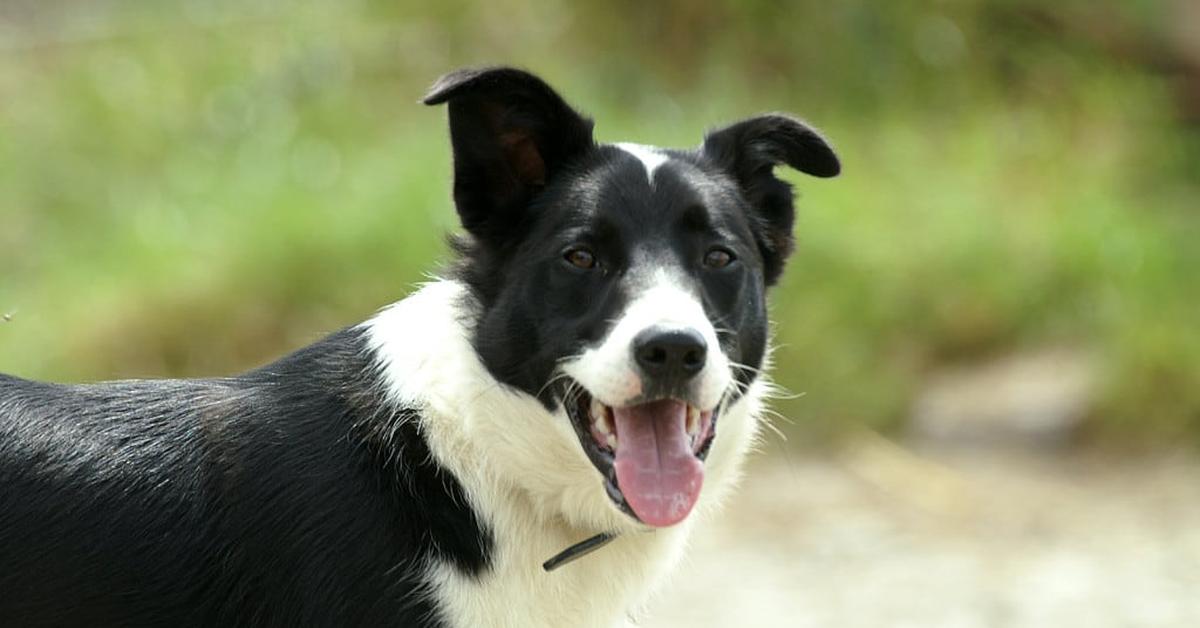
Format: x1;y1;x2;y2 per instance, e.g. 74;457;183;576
633;327;708;381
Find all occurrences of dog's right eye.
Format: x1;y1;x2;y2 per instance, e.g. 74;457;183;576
564;248;597;270
703;247;735;269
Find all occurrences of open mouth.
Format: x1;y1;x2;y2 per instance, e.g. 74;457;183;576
564;383;718;527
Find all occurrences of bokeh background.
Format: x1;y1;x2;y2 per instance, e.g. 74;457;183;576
2;1;1199;626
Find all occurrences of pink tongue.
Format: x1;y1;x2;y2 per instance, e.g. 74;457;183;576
612;399;704;527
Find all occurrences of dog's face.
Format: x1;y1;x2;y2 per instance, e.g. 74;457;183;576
425;68;838;529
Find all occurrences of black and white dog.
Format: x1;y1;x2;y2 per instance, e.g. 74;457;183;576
0;67;838;627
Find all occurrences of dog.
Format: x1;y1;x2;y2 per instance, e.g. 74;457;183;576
0;67;839;627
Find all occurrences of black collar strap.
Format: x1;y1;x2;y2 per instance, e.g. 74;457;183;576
542;532;618;572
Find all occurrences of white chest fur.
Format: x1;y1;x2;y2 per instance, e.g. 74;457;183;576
363;280;766;627
426;500;692;628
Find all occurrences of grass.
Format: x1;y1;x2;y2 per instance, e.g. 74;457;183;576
1;1;1196;445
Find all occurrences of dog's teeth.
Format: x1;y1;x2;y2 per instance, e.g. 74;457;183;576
597;413;613;437
590;398;605;421
686;405;701;437
606;434;618;450
591;399;613;436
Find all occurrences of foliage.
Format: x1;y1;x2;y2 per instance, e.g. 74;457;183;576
1;0;1196;443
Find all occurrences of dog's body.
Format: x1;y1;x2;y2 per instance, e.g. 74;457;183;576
0;68;838;627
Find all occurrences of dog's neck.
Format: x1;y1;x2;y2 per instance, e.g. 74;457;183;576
362;279;768;627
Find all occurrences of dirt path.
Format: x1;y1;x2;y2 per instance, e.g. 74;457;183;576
642;444;1200;628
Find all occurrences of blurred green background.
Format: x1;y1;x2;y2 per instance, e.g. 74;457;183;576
2;0;1197;446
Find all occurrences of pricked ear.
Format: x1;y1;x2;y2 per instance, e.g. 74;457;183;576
424;67;595;242
702;114;840;285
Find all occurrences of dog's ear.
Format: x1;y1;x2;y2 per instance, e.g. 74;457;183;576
702;114;839;285
424;67;595;241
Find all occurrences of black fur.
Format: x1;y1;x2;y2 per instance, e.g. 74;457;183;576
702;114;840;285
423;67;596;247
0;328;490;627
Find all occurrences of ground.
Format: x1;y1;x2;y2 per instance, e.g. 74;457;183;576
644;442;1200;628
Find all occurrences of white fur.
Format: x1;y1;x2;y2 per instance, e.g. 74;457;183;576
615;143;669;182
561;268;730;412
363;280;766;628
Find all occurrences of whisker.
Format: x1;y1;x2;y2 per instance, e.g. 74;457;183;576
726;361;764;376
713;326;737;339
761;407;796;426
535;370;575;400
759;417;789;443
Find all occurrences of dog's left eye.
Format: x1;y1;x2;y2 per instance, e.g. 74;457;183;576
703;248;735;269
564;248;597;270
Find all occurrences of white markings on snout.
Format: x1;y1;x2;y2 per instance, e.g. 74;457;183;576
562;269;731;411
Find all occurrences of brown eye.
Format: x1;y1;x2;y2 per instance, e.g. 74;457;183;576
564;248;597;270
703;248;735;269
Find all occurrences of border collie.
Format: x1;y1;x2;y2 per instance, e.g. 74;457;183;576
0;67;838;627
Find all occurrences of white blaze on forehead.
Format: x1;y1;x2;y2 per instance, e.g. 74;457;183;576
615;142;669;183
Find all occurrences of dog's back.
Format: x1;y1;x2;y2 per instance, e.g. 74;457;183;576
0;329;488;627
2;373;233;625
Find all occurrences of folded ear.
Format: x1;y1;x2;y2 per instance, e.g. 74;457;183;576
702;114;840;285
424;67;595;242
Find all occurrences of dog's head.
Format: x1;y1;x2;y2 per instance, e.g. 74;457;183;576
425;67;838;530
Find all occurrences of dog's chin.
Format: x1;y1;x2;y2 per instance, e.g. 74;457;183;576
562;382;719;529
